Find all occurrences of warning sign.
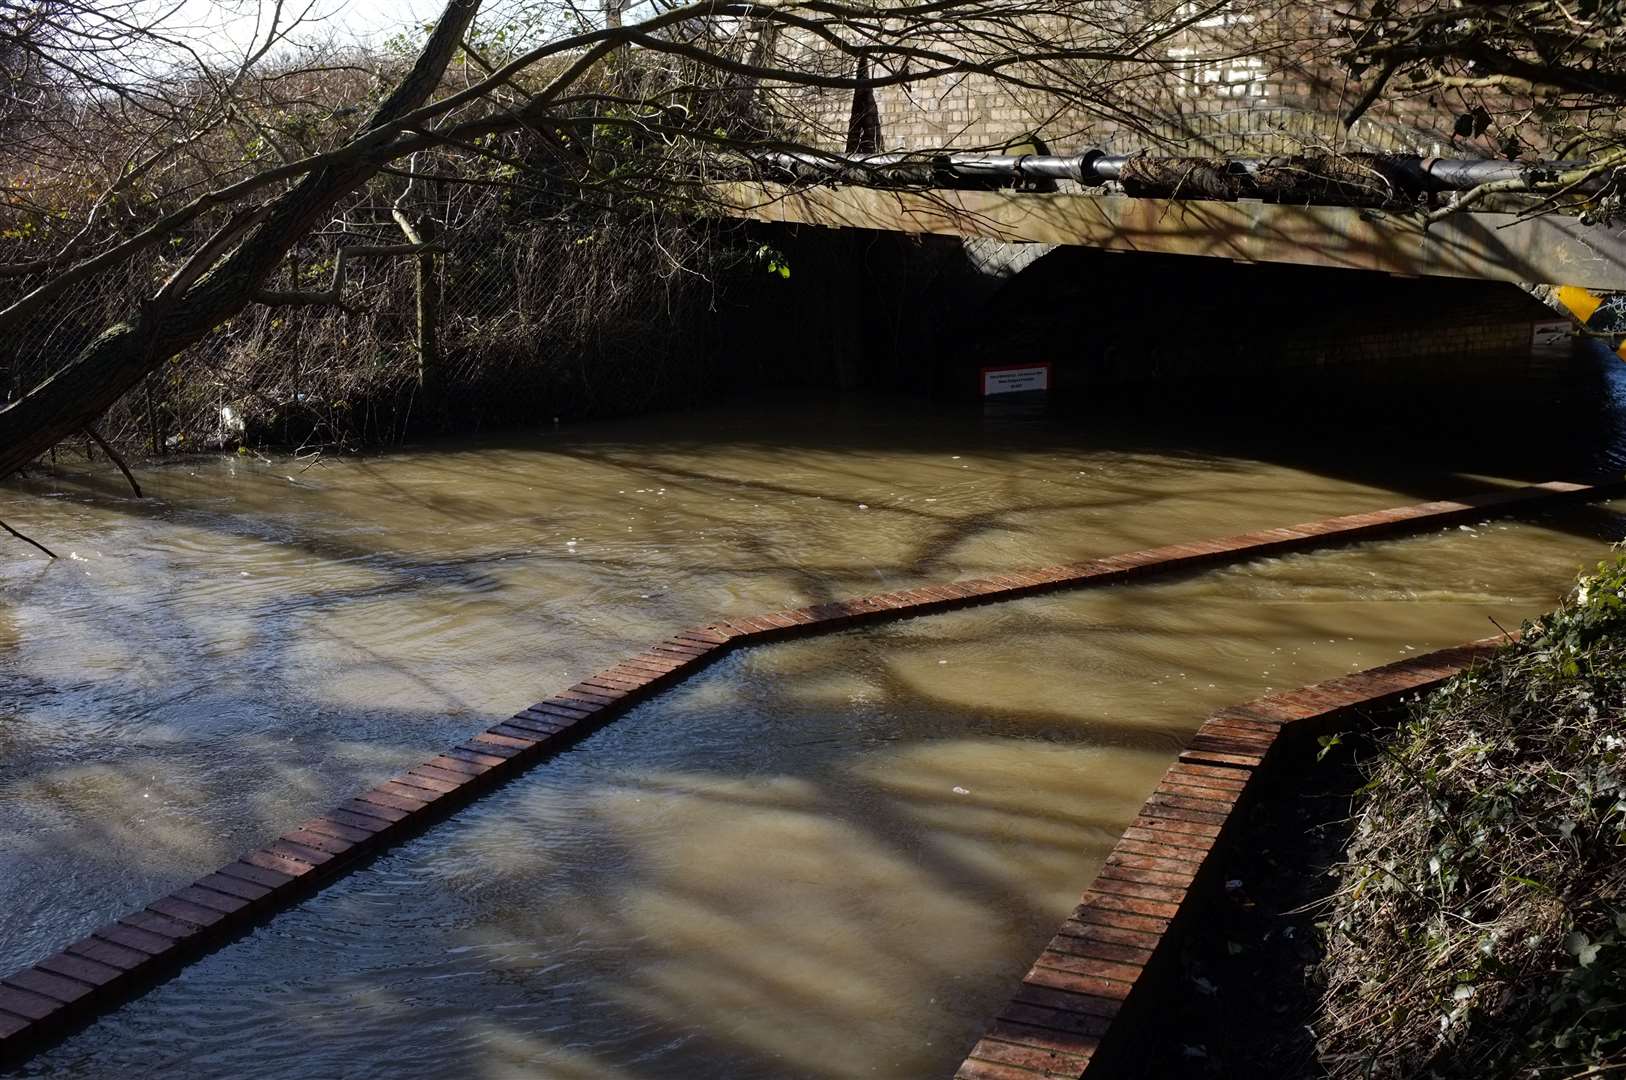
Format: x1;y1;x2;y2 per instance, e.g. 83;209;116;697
981;363;1051;396
1531;320;1573;358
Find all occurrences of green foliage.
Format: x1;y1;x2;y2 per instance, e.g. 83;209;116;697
1316;732;1344;761
754;243;790;280
1318;554;1626;1078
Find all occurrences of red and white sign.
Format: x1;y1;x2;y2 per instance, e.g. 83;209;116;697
981;363;1051;396
1531;320;1573;358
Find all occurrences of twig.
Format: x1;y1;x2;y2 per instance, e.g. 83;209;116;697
1425;149;1626;225
1;518;57;559
83;426;143;498
1343;59;1399;129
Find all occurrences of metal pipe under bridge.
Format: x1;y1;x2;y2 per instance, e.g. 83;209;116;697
714;149;1626;306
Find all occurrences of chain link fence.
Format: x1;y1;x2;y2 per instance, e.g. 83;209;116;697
3;183;735;459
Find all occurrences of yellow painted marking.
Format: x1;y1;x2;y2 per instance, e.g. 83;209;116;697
1554;285;1626;360
1556;284;1604;323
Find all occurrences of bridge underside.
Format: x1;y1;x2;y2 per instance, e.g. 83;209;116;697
718;182;1626;293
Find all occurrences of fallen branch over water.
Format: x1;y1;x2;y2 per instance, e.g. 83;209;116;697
84;426;142;498
1;518;57;559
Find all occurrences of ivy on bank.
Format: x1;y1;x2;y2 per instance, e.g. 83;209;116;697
1318;555;1626;1078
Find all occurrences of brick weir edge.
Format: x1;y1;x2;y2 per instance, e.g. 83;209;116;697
0;477;1619;1063
952;636;1507;1080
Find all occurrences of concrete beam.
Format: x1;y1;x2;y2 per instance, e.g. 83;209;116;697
717;182;1626;292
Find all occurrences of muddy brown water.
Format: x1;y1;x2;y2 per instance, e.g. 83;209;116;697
4;396;1626;1077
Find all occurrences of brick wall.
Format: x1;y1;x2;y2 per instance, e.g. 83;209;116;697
966;244;1571;392
726;225;1578;402
779;0;1548;157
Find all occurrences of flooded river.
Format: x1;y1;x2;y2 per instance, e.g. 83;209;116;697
4;390;1626;1077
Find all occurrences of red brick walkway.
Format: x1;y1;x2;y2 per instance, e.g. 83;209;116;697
0;478;1616;1064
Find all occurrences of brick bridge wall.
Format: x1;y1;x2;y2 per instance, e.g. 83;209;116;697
779;1;1547;158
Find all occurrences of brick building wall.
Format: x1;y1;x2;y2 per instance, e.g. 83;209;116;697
779;0;1542;158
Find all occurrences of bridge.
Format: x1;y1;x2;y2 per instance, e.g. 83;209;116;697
719;179;1626;293
712;150;1626;374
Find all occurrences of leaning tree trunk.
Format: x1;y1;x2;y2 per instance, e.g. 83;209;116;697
0;323;175;479
0;0;480;480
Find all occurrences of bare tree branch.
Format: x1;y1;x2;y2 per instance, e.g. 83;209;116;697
1;518;57;559
84;425;142;497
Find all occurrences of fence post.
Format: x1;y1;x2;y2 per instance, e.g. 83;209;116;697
393;208;441;403
413;215;440;400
